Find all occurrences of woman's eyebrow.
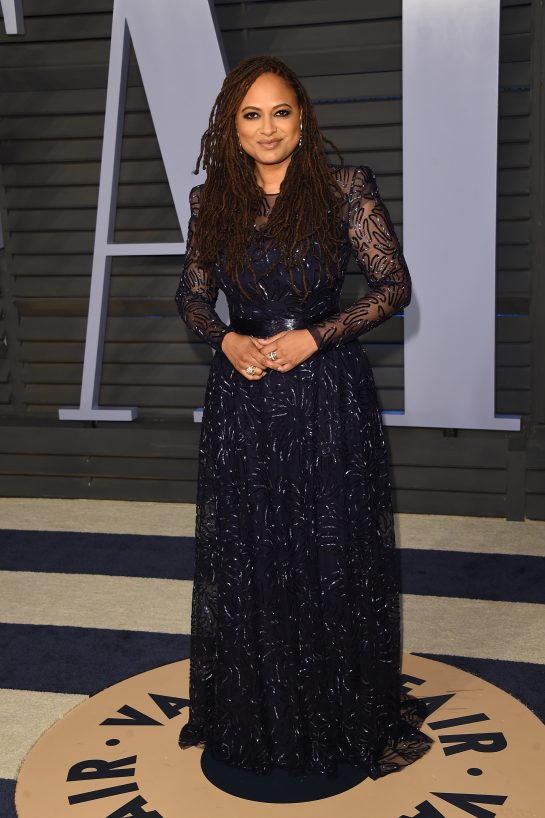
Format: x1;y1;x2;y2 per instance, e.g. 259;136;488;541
240;102;293;112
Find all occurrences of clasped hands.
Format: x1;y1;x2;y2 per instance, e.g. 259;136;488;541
221;328;319;380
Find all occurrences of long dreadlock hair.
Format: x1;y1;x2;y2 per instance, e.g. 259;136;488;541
190;54;346;302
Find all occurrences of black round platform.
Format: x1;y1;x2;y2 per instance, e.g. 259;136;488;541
201;748;368;803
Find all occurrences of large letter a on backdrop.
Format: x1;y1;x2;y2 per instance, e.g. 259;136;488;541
59;0;226;421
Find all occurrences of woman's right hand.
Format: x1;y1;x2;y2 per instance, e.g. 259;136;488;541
221;331;276;380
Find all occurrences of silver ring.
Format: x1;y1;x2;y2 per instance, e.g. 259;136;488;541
268;350;278;361
245;365;256;375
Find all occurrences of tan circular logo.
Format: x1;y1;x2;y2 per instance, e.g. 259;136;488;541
15;654;545;817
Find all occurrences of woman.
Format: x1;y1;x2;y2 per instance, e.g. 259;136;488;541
175;54;433;779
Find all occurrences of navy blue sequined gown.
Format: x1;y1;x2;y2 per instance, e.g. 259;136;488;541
175;164;433;778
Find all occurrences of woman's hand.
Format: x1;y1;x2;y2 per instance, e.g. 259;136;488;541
221;329;319;379
221;331;277;380
250;328;319;373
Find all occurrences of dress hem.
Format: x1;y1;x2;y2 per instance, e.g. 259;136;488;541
177;692;434;779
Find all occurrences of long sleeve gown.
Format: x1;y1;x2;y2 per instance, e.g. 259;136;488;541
175;164;433;778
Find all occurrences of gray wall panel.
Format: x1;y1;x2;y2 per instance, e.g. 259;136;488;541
0;0;543;518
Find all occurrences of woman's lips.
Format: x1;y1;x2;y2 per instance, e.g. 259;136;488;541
258;139;281;149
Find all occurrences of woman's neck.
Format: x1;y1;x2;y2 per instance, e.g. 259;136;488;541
254;156;291;195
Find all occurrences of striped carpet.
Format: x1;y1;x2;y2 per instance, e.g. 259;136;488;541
0;498;544;817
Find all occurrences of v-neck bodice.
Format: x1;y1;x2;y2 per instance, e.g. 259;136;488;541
176;163;412;353
254;191;280;232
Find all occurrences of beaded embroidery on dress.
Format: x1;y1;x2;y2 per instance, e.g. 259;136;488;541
175;164;433;778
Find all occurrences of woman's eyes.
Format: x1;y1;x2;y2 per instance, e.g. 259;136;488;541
242;109;291;119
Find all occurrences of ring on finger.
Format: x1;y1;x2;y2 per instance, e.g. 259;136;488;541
267;350;278;361
245;365;256;375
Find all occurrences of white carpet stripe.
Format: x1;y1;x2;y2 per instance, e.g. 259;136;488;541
396;514;545;557
0;498;544;556
0;570;192;634
0;498;197;538
1;570;544;664
402;594;545;664
0;687;87;779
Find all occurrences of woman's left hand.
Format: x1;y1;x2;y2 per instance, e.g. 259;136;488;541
249;329;319;373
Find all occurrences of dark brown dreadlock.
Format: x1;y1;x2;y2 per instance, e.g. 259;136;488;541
190;55;346;302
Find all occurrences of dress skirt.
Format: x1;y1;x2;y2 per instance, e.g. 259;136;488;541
178;338;433;778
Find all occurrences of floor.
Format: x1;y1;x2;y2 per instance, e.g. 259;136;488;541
0;498;544;814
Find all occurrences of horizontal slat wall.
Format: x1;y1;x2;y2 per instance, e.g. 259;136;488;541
0;0;543;518
0;419;516;516
0;171;14;412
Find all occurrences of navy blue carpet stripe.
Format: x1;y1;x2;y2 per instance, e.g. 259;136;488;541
0;779;16;818
1;621;543;728
0;529;544;603
0;529;195;579
399;549;545;603
415;652;545;725
0;622;189;696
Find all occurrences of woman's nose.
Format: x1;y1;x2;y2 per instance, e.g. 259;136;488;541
260;117;277;135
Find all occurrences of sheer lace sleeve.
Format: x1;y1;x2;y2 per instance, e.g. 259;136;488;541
175;184;234;352
307;165;411;353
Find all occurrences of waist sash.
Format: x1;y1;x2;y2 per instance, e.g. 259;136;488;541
229;307;337;338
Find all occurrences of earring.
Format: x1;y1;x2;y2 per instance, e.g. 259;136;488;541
236;130;243;154
298;126;302;148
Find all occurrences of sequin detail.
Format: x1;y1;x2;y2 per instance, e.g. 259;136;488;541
175;165;433;778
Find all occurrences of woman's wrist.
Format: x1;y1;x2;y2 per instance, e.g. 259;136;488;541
220;329;236;351
305;327;320;352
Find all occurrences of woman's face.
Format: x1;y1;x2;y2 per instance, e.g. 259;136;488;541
235;72;301;170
